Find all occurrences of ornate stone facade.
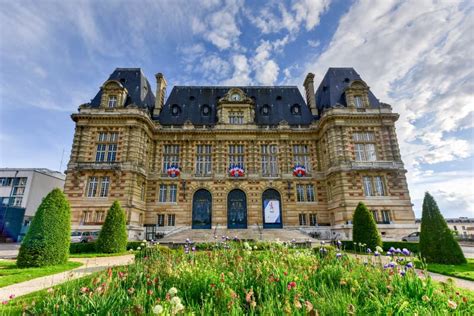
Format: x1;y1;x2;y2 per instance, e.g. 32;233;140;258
64;68;416;240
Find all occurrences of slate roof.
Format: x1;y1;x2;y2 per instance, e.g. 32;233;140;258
157;86;313;126
315;67;380;113
89;68;155;109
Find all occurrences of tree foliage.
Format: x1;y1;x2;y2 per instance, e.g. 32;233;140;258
17;188;71;267
96;201;128;253
352;202;382;251
420;192;466;264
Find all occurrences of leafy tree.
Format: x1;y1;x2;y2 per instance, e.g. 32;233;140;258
96;201;128;253
420;192;466;264
352;202;382;251
17;188;71;267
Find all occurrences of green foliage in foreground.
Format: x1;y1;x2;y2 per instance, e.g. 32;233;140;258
420;192;466;264
352;202;383;250
17;188;71;267
2;244;472;315
416;259;474;282
96;201;128;254
0;260;81;288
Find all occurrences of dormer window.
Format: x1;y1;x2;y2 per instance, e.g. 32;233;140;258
291;104;301;115
171;104;181;116
201;104;210;116
261;105;270;115
354;96;363;108
108;95;117;108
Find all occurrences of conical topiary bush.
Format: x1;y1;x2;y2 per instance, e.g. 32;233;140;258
352;201;382;251
17;188;71;267
96;201;128;253
420;192;466;264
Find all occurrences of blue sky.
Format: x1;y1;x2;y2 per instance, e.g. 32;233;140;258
0;0;472;218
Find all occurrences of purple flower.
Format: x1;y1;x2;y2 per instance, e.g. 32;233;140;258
291;238;296;243
395;248;402;254
336;252;342;258
319;248;327;254
374;251;380;257
185;238;191;243
233;236;239;241
191;246;196;252
388;262;396;268
389;247;396;253
383;264;389;269
366;248;372;254
321;241;326;245
400;270;406;277
406;262;414;269
336;240;342;246
402;248;410;256
386;251;392;256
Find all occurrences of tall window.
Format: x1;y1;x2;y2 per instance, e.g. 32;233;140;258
354;96;363;108
163;145;180;171
381;210;391;223
108;95;117;108
96;132;118;162
196;145;212;176
82;211;93;224
261;144;278;176
299;213;307;226
167;214;176;226
157;214;165;227
363;176;386;196
86;176;110;197
99;177;110;197
229;145;244;168
309;214;317;226
353;132;376;161
372;210;380;223
293;145;311;171
158;184;177;203
11;177;27;207
296;184;315;202
140;182;146;201
95;211;105;223
229;112;244;124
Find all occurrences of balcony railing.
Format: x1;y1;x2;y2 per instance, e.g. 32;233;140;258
350;161;403;170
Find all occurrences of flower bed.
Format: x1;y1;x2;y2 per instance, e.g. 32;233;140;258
4;243;473;314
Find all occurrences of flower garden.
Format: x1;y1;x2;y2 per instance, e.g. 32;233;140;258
3;241;472;315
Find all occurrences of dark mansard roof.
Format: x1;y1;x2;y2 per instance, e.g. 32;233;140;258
89;68;155;109
315;67;380;113
85;67;381;124
157;86;313;126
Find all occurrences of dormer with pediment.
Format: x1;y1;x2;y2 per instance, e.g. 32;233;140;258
99;80;129;109
345;79;370;109
216;88;255;125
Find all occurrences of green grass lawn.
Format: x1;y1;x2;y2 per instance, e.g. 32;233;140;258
69;251;133;258
417;258;474;281
0;260;82;288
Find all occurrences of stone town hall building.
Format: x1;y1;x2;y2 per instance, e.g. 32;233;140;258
64;67;416;240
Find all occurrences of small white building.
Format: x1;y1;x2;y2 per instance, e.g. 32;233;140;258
415;217;474;240
0;168;65;241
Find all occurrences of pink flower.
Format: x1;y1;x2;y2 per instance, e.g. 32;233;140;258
8;294;15;299
287;281;297;290
80;287;89;294
2;301;8;305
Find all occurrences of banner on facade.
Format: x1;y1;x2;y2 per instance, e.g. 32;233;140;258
263;199;281;224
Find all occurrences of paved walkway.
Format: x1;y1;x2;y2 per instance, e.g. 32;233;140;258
0;254;134;301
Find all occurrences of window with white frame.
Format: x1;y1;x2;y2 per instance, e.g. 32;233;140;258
86;176;110;198
354;95;363;108
95;211;105;223
309;214;317;226
363;176;386;196
296;184;315;202
229;145;244;168
99;177;110;197
372;210;380;223
229;112;244;124
167;214;176;226
261;144;278;176
163;145;180;171
87;177;98;197
96;132;118;162
293;145;311;171
381;210;391;223
353;132;376;161
196;145;212;176
157;214;165;227
108;95;117;108
158;184;177;203
82;211;93;224
298;213;307;226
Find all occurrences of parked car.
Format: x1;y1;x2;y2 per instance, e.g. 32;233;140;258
71;231;83;243
80;231;100;243
402;232;420;242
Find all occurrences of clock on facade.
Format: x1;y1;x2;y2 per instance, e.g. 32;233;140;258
230;93;241;101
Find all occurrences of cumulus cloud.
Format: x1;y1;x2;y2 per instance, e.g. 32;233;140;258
223;54;251;85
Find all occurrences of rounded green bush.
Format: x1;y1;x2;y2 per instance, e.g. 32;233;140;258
17;188;71;267
352;201;382;251
96;201;128;253
420;192;466;264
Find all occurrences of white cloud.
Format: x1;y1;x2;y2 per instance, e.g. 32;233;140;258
223;54;251;85
292;0;331;31
252;41;280;85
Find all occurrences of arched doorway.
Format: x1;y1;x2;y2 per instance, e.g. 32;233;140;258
192;189;212;229
262;189;282;228
227;189;247;229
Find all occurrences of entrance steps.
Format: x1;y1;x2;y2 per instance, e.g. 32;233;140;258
157;226;318;245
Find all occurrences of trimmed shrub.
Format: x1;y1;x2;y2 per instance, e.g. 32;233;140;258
17;188;71;267
126;241;143;251
352;202;382;251
420;192;466;264
96;201;128;253
70;242;97;254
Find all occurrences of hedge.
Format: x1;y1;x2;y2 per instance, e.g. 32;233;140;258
17;189;71;267
69;241;145;254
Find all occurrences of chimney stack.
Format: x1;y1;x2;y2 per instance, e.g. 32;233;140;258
303;73;317;116
154;73;167;115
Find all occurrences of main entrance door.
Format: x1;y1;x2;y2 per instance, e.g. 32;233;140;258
192;189;212;229
227;189;247;229
262;189;283;228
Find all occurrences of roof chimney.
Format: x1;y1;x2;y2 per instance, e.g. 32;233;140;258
154;73;167;115
303;73;317;116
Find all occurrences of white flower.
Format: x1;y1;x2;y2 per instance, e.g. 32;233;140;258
174;303;185;312
168;287;178;296
141;242;145;247
375;246;384;253
171;296;181;305
137;246;141;250
143;239;147;243
152;304;164;314
253;246;258;250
